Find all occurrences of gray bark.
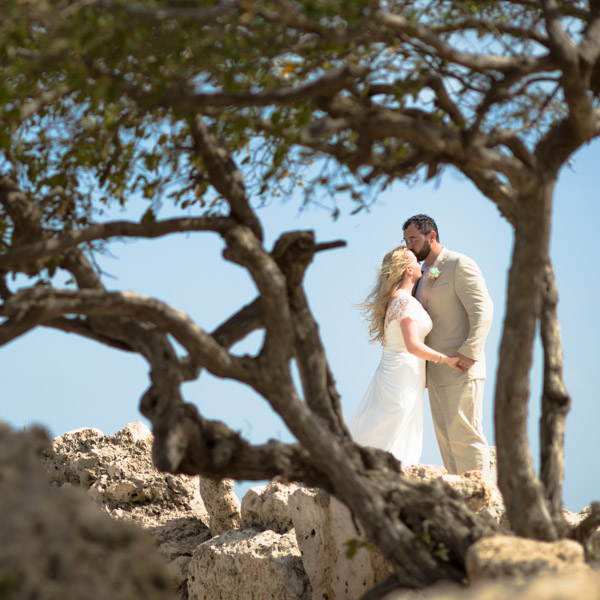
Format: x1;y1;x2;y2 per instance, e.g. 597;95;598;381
539;263;571;536
494;183;558;541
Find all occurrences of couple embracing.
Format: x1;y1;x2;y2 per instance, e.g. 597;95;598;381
349;214;493;480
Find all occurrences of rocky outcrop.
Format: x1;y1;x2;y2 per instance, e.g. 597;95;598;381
43;422;208;525
239;482;394;599
290;487;393;600
42;422;211;597
199;477;242;535
241;481;299;533
187;528;311;600
6;421;596;600
465;535;589;582
383;570;600;600
404;465;507;531
0;423;176;600
403;464;448;481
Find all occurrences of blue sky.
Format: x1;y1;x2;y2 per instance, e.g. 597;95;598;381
1;140;598;512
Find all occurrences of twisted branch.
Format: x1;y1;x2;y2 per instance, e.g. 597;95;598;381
2;287;247;380
0;216;236;271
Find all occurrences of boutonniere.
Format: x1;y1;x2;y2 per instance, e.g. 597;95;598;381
428;267;441;279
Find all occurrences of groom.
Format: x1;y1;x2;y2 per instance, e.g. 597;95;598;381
403;214;493;479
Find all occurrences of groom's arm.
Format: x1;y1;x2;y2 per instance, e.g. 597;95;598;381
454;255;493;362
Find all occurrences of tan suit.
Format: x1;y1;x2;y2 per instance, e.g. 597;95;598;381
418;248;493;477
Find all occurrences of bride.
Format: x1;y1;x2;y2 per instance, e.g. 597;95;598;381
349;247;461;466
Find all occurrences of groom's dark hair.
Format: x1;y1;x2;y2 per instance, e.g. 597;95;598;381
403;214;440;242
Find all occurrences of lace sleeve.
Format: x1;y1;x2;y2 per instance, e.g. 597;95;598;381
385;294;420;327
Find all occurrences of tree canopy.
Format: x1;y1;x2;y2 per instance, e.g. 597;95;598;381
2;0;600;593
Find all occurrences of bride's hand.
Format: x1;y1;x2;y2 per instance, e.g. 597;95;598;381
443;355;463;371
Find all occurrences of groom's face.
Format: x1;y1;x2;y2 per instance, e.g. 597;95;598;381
403;224;431;262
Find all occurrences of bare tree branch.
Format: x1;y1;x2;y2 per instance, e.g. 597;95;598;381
190;117;299;361
42;316;137;353
458;166;518;225
538;2;596;142
148;400;335;485
0;271;12;301
191;116;264;240
0;314;40;346
486;130;536;169
469;70;527;138
209;238;347;351
322;95;534;189
509;0;588;20
2;287;248;380
121;65;361;113
378;12;554;74
211;297;264;349
536;115;593;177
430;17;549;46
271;231;349;436
59;250;105;291
0;177;45;274
426;75;466;128
0;216;236;271
577;2;600;107
541;0;579;64
579;3;600;67
222;225;294;360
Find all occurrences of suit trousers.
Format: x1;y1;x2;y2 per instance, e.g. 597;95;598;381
428;379;490;480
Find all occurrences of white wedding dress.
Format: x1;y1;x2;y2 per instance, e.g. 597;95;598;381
349;290;432;466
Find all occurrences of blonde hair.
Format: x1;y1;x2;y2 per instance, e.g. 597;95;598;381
359;246;413;343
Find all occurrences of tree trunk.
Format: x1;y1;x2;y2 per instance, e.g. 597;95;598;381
539;262;571;535
494;182;557;540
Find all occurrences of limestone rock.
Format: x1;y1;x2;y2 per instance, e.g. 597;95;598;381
41;422;211;597
488;446;497;486
465;535;589;582
0;422;176;600
383;570;600;600
199;477;241;535
403;464;449;481
241;482;299;533
439;471;493;513
564;508;586;527
187;527;311;600
147;517;212;595
43;422;208;524
567;505;600;563
404;466;500;514
290;487;393;600
405;464;507;530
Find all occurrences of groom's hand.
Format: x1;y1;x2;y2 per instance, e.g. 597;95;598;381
451;352;476;371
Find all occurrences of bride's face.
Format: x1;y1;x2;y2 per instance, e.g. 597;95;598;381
407;252;422;280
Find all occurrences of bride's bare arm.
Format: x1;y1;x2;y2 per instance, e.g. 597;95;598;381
400;318;462;371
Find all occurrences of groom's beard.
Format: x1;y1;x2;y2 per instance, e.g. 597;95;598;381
414;239;431;262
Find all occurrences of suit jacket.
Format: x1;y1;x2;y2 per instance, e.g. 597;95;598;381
419;248;493;385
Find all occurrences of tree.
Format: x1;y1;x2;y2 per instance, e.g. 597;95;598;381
1;0;599;593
